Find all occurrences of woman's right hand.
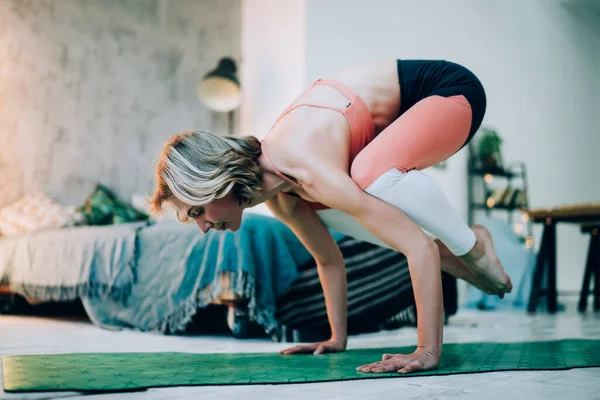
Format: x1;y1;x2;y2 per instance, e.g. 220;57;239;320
266;196;350;353
279;337;347;355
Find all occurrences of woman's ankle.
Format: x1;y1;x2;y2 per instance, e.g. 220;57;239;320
463;233;485;261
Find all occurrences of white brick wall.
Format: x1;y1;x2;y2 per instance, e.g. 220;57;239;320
0;0;241;207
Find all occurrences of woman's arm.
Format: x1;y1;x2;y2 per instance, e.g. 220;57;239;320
301;163;444;372
266;194;348;354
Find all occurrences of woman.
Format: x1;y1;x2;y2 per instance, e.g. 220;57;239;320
150;59;513;374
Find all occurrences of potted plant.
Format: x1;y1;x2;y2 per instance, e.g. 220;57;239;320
477;127;503;170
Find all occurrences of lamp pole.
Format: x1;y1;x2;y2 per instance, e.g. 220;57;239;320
228;110;235;136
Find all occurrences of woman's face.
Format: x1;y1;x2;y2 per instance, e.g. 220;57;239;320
169;194;244;233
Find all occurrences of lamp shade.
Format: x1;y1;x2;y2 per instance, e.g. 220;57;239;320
197;57;242;113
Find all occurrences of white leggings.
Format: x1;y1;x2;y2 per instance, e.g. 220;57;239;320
317;169;475;256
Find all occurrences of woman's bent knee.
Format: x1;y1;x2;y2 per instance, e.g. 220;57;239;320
350;155;407;191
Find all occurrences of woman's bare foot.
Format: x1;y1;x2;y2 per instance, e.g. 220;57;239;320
462;225;513;296
436;240;498;295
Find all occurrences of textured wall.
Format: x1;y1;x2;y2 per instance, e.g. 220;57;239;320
0;0;241;208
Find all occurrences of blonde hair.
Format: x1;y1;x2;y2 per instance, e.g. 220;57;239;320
150;131;263;215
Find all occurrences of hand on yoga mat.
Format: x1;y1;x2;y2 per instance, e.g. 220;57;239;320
279;338;347;355
356;348;440;374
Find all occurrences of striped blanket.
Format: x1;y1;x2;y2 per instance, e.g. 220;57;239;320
275;236;418;343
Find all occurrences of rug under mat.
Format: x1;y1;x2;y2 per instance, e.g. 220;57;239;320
3;339;599;392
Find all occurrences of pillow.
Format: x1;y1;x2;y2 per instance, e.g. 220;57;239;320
0;191;74;236
76;184;148;226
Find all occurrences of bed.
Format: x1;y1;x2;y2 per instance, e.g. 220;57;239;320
0;212;458;341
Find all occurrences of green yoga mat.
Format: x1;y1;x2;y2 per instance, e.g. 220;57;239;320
3;339;599;392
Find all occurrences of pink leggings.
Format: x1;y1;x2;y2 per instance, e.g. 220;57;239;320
350;95;472;189
346;94;476;256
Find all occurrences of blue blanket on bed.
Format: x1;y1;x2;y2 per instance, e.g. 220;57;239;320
82;213;331;337
0;212;341;337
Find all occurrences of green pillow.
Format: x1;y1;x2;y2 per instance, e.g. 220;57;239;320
76;184;148;226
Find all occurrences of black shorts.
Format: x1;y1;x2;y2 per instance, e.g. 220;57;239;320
396;59;487;143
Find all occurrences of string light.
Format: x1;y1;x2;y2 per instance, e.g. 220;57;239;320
486;197;495;208
525;236;534;248
513;223;523;234
484;174;493;184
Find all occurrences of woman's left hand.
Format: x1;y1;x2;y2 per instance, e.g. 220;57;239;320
356;348;440;374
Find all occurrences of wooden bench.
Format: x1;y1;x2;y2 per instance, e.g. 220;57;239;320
524;203;600;313
578;223;600;312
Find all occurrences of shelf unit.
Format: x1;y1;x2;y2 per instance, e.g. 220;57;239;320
467;143;533;246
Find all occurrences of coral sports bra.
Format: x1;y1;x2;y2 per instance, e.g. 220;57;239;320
260;79;375;210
